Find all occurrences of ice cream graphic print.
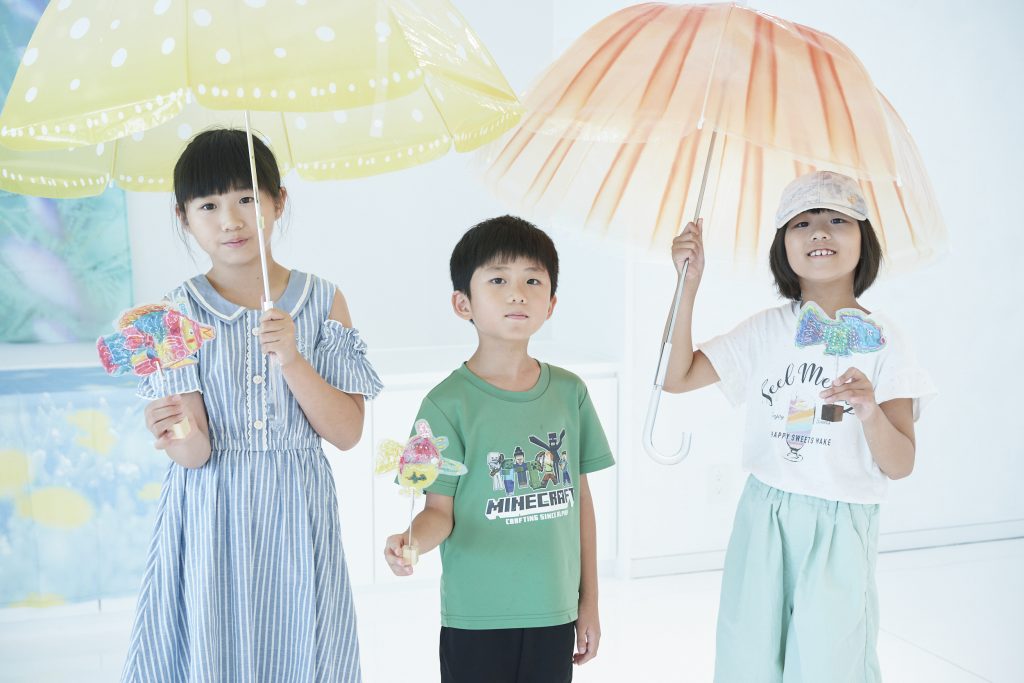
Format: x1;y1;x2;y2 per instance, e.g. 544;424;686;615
784;395;815;462
483;428;575;525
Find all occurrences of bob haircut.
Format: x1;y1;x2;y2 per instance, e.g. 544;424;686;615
173;128;283;213
769;208;883;301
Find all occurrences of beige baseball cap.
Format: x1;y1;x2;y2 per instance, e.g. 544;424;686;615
775;170;869;229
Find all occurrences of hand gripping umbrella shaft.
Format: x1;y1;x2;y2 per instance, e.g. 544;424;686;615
643;130;717;465
243;111;287;427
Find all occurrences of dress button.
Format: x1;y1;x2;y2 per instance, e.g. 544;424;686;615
253;419;265;430
253;375;264;384
251;326;259;336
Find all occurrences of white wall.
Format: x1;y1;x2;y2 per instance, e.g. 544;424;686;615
126;0;1024;576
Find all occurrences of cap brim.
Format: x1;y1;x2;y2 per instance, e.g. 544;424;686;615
775;203;868;230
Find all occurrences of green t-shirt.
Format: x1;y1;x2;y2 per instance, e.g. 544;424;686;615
417;362;615;629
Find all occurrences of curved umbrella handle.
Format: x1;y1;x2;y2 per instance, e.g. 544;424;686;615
643;382;693;465
643;261;694;465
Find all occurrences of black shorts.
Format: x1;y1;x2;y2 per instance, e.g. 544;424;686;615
439;622;576;683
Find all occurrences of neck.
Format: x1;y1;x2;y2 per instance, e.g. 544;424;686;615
466;339;539;392
799;278;861;318
207;258;290;310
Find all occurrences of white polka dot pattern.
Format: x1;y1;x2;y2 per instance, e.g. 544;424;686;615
0;0;522;197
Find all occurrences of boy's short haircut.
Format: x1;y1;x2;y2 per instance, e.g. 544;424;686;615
450;215;559;297
769;208;883;301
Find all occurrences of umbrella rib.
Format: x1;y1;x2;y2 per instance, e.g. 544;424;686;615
744;13;779;143
539;3;664;126
520;4;666;208
892;183;918;251
491;4;663;199
275;112;298;176
593;8;705;237
731;14;778;258
652;130;701;248
651;9;716;241
862;180;890;254
797;25;861;169
420;73;457;153
696;3;734;130
735;142;764;260
109;132;121;191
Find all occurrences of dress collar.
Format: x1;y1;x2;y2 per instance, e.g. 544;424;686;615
184;270;313;322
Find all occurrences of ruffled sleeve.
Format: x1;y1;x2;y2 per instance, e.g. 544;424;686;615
314;320;384;399
873;316;936;421
136;361;202;400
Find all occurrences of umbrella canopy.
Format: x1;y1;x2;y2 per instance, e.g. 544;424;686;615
484;2;946;270
0;0;521;197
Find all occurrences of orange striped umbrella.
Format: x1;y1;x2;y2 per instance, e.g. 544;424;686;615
484;2;947;464
485;2;946;270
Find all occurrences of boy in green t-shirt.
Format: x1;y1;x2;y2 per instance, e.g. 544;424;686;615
384;216;615;683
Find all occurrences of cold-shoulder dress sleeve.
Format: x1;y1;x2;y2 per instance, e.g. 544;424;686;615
314;320;384;399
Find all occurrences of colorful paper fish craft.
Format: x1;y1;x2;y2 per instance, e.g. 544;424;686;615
376;419;467;564
794;302;886;422
97;302;215;438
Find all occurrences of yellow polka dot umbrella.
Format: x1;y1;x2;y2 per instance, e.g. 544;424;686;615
0;0;522;197
0;0;520;421
482;3;947;464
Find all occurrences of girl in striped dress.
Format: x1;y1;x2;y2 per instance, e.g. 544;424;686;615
121;129;382;683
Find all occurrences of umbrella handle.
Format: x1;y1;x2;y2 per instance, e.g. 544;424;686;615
643;261;694;465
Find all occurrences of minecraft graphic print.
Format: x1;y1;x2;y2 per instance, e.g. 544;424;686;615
483;429;575;524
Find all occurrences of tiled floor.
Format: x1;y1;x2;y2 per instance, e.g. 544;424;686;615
2;539;1021;682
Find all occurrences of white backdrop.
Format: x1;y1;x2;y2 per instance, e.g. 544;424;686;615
127;0;1024;575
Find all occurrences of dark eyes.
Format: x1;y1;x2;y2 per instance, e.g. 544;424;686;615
195;195;253;210
488;277;544;286
791;217;848;229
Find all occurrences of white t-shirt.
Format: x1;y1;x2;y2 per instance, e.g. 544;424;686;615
699;301;935;504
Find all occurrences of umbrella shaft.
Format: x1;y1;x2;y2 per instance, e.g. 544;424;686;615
243;111;272;305
692;130;717;223
660;129;716;346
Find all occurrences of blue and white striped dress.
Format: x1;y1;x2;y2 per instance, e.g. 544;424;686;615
121;271;382;683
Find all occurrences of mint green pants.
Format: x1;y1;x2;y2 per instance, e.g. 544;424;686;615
714;476;881;683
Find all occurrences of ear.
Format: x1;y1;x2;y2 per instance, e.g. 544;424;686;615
175;204;189;230
545;294;557;320
274;186;288;219
451;290;473;322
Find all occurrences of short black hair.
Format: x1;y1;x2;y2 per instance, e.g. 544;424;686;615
769;208;883;301
173;128;283;213
450;215;559;297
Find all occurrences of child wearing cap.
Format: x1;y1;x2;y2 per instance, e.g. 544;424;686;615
660;171;935;681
